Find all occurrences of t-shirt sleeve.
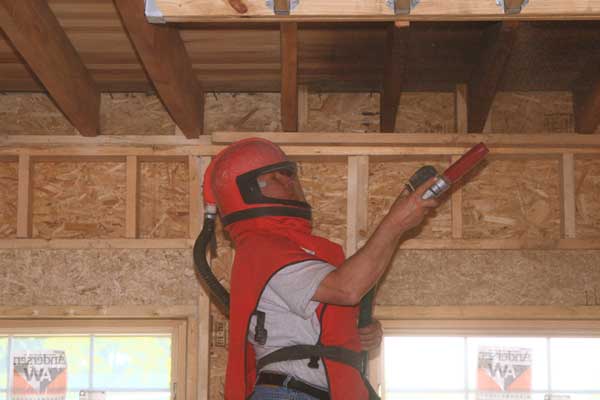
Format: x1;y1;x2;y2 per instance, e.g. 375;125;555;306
267;260;336;319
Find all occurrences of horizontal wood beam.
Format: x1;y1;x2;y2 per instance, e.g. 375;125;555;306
152;0;600;22
375;305;600;321
7;132;600;148
114;0;204;138
2;238;600;250
213;132;600;147
0;0;100;137
468;21;520;133
380;22;410;133
0;305;197;319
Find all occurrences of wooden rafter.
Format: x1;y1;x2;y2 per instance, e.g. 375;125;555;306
467;21;519;133
113;0;204;138
280;22;298;132
380;22;410;133
0;0;100;136
573;67;600;134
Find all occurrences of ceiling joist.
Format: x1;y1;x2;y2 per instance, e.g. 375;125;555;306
468;21;520;133
380;21;410;133
0;0;100;137
150;0;600;22
280;22;298;132
113;0;204;138
573;66;600;134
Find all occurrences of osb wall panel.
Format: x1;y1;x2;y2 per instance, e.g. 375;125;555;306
462;158;561;240
0;93;174;135
298;161;347;246
368;159;451;239
305;93;379;133
99;93;175;135
575;158;600;239
304;92;454;133
32;162;126;239
0;93;76;135
0;162;17;238
139;161;189;238
205;93;281;132
395;92;455;133
488;92;581;133
0;249;198;305
377;250;600;306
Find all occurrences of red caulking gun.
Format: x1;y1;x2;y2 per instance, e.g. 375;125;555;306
406;142;490;199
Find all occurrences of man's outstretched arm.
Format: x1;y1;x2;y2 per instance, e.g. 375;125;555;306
313;177;439;306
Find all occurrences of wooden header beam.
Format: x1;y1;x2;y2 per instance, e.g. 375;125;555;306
114;0;204;138
0;0;100;137
150;0;600;22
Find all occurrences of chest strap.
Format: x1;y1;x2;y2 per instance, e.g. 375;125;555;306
257;344;363;372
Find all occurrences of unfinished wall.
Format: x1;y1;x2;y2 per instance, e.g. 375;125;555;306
2;90;600;400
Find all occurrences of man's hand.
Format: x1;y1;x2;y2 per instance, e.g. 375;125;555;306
386;177;440;233
359;320;383;351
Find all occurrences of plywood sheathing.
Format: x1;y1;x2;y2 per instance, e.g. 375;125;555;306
376;250;600;306
305;93;380;133
0;249;198;305
139;161;189;238
488;92;582;133
0;93;174;135
0;162;18;237
99;93;175;135
298;161;348;246
395;92;455;133
205;93;282;132
368;159;451;240
462;159;561;240
0;93;76;135
32;162;126;238
575;159;600;238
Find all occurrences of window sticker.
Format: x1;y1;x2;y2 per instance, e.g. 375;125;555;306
477;346;532;400
11;350;67;400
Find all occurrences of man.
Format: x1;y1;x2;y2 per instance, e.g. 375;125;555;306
203;138;439;400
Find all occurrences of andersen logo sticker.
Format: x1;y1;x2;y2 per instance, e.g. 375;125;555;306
12;350;68;400
477;346;532;400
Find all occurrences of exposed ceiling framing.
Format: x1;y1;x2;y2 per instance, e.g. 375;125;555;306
0;0;100;137
113;0;204;138
0;1;599;135
467;21;520;133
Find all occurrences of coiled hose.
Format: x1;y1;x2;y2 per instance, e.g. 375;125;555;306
193;213;230;318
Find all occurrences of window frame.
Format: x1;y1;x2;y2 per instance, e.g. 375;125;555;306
0;315;194;400
369;306;600;400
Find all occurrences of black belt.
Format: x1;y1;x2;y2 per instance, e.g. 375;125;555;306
255;372;330;400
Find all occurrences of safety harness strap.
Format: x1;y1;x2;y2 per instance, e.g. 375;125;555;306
257;344;363;373
257;344;380;400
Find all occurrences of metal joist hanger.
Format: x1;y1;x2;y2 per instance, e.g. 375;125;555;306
497;0;529;14
267;0;299;15
387;0;420;15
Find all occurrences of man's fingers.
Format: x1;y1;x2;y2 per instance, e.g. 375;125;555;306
227;0;248;13
414;176;438;197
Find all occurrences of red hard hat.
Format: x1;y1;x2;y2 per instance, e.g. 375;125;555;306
203;138;310;226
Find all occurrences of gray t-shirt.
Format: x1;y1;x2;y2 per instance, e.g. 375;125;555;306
248;259;336;389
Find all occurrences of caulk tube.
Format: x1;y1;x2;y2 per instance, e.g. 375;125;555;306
422;143;489;200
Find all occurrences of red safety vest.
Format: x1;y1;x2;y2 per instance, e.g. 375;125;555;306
224;216;368;400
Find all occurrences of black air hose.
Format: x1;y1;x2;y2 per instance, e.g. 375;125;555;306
193;213;230;318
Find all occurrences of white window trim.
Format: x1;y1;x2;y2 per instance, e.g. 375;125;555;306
368;305;600;400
